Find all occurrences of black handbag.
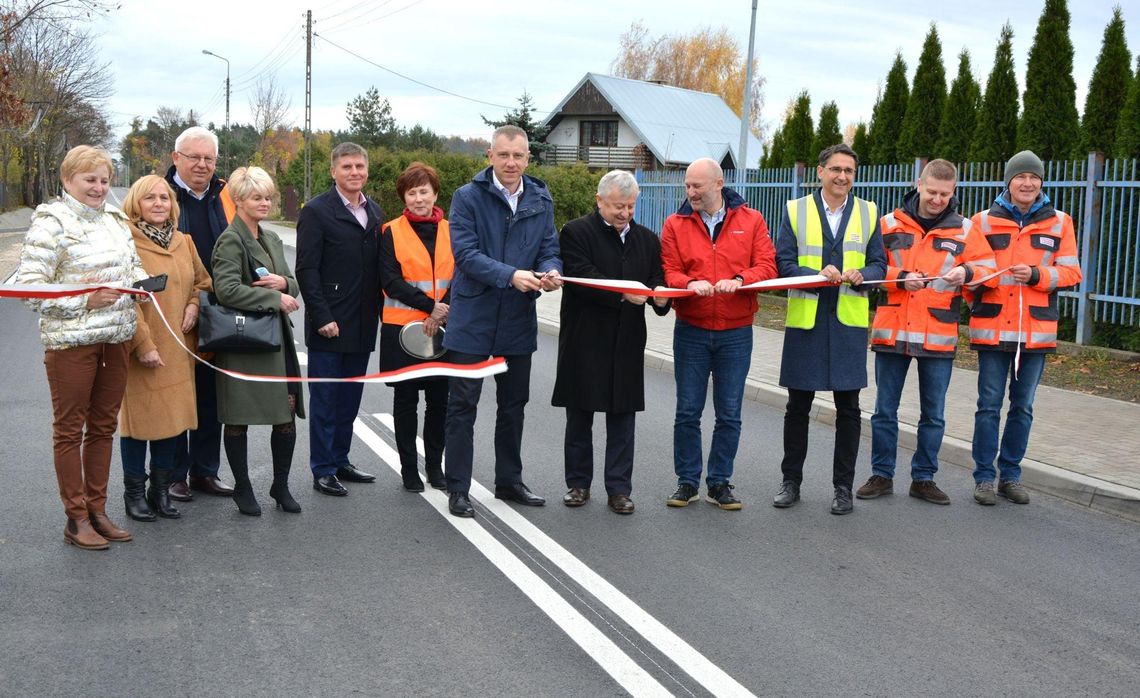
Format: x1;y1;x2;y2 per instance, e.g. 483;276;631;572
197;233;282;353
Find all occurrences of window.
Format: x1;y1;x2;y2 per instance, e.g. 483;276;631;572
580;120;618;147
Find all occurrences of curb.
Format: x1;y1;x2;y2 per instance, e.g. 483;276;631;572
539;317;1140;523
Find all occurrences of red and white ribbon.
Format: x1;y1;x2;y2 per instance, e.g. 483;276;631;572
1;282;507;383
560;274;834;297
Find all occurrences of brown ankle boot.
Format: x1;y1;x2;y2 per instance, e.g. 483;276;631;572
64;518;109;550
89;512;132;542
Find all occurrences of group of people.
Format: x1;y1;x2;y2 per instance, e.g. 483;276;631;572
14;121;1079;551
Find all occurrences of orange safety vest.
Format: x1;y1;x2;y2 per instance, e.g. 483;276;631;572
967;205;1082;350
219;183;236;224
382;215;454;326
871;209;996;356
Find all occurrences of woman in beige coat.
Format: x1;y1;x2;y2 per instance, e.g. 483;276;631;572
119;175;212;522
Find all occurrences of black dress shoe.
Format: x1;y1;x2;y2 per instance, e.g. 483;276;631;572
563;487;590;507
831;486;854;515
335;464;376;483
313;475;348;496
494;482;545;506
168;480;193;502
189;475;235;496
449;492;474;518
607;494;635;515
773;481;800;508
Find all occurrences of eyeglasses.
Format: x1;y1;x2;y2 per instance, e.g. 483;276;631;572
177;152;217;166
826;167;856;176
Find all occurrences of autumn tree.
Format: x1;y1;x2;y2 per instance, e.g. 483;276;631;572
1116;55;1140;158
898;24;947;159
969;24;1020;162
1018;0;1079;159
869;53;909;165
611;21;765;136
345;86;396;148
481;91;551;158
1080;7;1132;157
936;50;981;163
812;101;842;158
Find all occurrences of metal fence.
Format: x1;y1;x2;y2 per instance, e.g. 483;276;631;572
635;155;1140;345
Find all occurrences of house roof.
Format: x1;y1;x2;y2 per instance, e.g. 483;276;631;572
542;72;763;169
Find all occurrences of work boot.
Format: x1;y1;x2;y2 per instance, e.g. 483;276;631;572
909;480;951;505
856;475;894;499
146;469;181;519
64;518;108;550
974;481;997;506
123;475;156;522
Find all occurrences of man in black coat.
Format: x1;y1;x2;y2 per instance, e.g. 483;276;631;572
551;170;670;514
295;142;383;496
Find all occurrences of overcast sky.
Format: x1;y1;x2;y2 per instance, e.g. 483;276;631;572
93;0;1138;149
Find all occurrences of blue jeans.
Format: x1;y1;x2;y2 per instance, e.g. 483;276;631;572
307;350;371;477
672;321;752;488
972;351;1046;484
870;352;954;481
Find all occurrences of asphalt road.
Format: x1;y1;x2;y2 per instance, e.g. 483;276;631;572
1;246;1138;697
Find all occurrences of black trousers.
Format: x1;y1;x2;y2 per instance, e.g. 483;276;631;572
444;352;531;494
781;388;861;489
564;408;635;496
392;379;448;472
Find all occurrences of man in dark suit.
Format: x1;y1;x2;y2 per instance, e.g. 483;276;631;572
552;170;670;515
296;142;383;496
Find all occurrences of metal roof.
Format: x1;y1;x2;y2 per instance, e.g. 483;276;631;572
542;72;763;169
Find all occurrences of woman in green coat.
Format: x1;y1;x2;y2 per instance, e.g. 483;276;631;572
212;166;305;516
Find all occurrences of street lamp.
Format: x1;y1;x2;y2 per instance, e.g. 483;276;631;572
201;49;230;173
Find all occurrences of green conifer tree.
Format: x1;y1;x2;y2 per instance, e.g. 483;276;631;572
812;101;843;159
1018;0;1080;159
1081;7;1133;156
851;122;870;163
783;91;815;166
1115;55;1140;158
899;24;947;159
936;50;981;163
870;53;910;165
764;127;787;168
969;24;1020;162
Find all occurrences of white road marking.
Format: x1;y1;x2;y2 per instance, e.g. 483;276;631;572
370;413;756;698
295;350;307;367
352;418;673;697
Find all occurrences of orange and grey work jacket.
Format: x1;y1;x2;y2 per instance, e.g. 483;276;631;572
967;200;1082;352
871;199;996;357
381;215;454;326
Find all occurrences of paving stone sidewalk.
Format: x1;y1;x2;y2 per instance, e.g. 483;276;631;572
536;290;1140;522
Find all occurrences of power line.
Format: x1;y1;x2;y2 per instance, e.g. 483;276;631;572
313;33;548;113
315;0;384;23
315;0;396;29
231;23;298;81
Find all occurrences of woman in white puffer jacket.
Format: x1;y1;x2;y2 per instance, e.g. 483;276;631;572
15;145;148;551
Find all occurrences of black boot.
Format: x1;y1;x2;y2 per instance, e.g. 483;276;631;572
424;463;446;490
268;428;301;513
146;469;181;519
224;431;261;516
124;475;156;522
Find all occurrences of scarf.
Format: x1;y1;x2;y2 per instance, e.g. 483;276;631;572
137;220;174;249
402;206;444;224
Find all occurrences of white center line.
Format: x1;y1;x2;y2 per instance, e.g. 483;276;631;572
369;413;756;698
352;418;673;697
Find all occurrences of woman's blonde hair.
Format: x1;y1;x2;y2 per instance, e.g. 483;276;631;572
59;145;113;183
227;166;277;201
122;175;180;225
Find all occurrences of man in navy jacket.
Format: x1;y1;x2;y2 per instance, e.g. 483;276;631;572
442;125;562;518
295;142;383;496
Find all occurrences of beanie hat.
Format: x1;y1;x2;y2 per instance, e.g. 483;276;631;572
1004;150;1044;187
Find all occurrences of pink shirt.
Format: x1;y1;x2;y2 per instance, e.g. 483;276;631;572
336;187;369;228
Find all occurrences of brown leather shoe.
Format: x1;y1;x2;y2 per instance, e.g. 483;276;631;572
856;475;894;499
168;480;194;502
64;518;109;550
909;479;951;505
562;487;590;507
608;494;635;515
89;512;132;542
190;475;235;496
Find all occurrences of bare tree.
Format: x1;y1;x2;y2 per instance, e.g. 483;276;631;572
249;76;293;137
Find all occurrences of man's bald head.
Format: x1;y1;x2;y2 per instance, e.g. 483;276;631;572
684;158;725;215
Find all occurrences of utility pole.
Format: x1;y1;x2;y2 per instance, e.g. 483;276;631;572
736;0;758;185
202;50;231;172
304;10;312;202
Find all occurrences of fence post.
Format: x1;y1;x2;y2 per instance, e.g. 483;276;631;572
913;157;928;182
1075;151;1105;345
792;161;805;200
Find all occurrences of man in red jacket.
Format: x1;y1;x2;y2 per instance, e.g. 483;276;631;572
660;158;777;510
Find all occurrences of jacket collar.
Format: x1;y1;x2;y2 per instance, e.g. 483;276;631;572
900;188;964;231
472;166;552;206
165;165;226;200
995;191;1052;225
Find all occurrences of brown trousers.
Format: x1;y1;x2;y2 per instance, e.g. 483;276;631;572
44;342;129;520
